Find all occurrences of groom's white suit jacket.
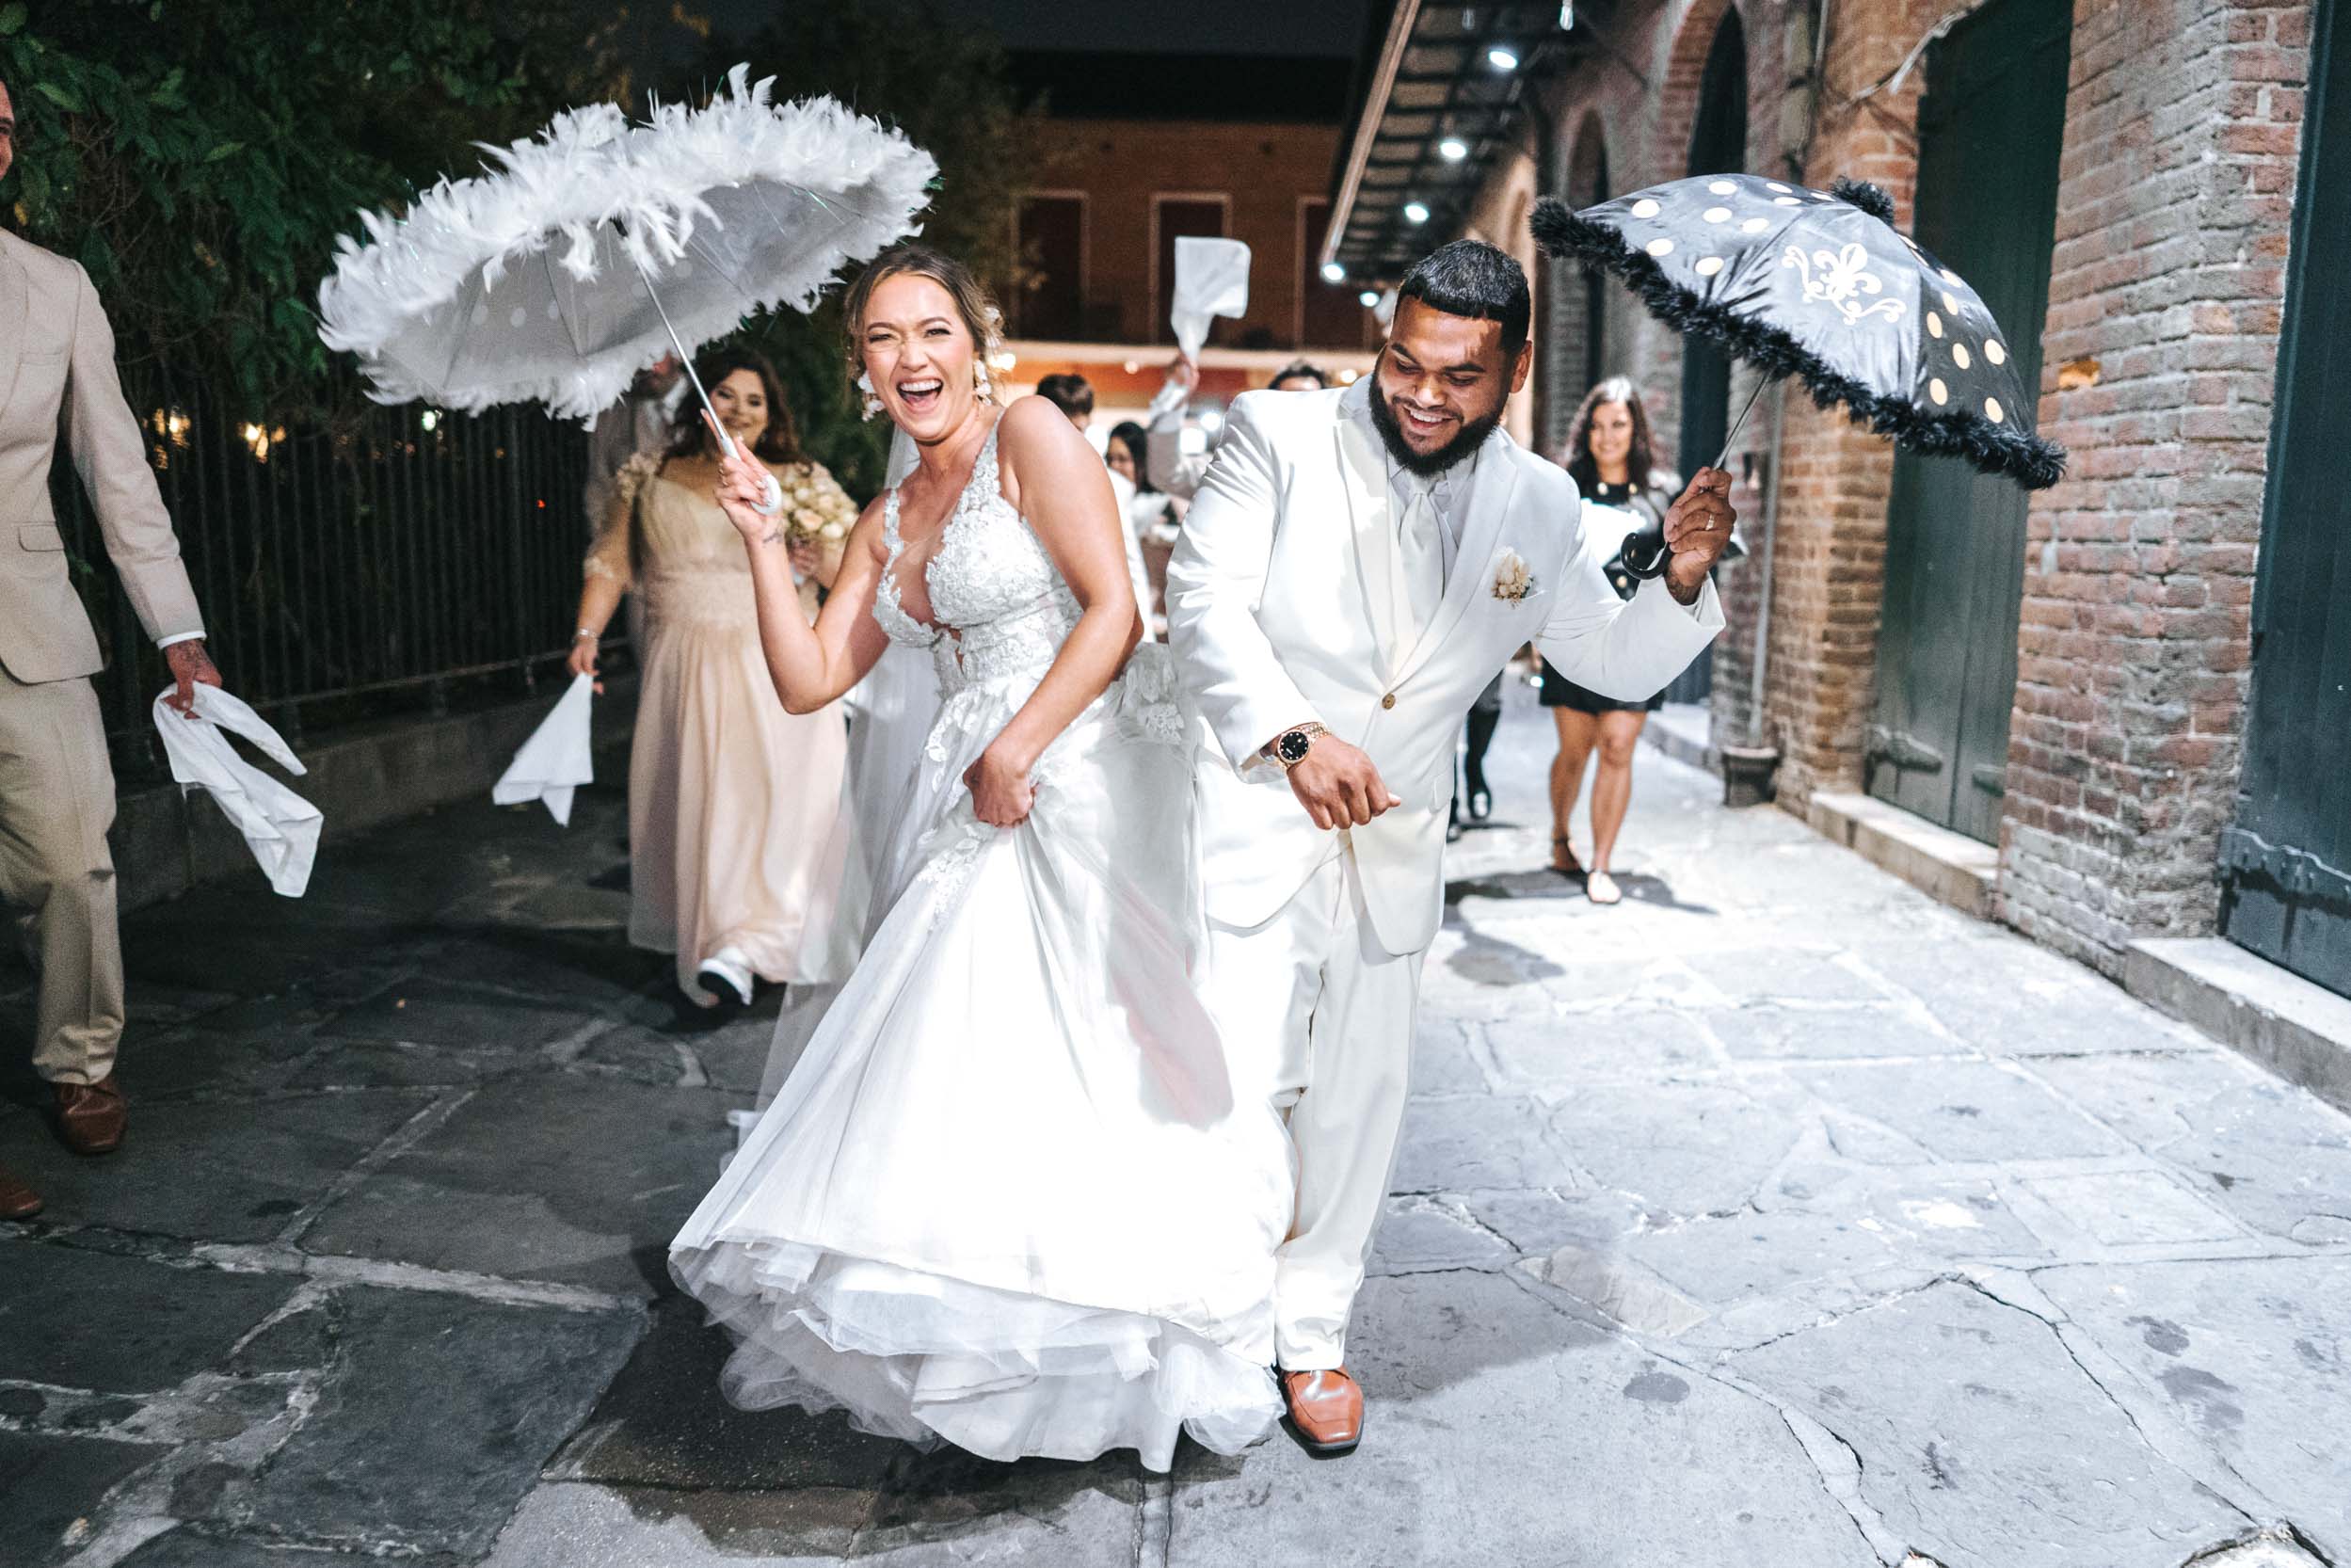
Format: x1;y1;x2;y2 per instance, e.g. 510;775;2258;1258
1169;380;1723;955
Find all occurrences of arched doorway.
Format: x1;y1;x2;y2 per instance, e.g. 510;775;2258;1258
1671;8;1746;707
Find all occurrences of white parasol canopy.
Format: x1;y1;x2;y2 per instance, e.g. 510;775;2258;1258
316;66;937;425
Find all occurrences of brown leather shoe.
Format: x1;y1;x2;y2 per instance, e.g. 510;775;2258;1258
1280;1367;1364;1454
0;1162;40;1221
53;1077;126;1157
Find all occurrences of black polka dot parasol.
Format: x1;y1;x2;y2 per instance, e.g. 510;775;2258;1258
1530;174;2065;492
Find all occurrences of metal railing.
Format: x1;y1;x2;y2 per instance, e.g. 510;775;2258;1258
53;370;593;769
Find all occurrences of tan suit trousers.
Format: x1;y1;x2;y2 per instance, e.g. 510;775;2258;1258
0;662;123;1085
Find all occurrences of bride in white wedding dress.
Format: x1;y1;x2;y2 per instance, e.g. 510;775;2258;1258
668;244;1288;1471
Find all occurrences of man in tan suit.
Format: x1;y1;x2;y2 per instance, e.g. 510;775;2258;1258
0;79;225;1219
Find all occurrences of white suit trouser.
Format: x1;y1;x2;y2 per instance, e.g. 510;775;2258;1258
1202;849;1424;1370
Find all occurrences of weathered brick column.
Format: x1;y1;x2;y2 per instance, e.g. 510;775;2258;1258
1998;0;2311;974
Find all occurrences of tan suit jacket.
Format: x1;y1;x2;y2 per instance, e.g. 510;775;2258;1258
0;229;203;684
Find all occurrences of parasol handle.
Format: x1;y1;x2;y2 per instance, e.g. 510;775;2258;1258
1619;376;1775;581
632;256;784;517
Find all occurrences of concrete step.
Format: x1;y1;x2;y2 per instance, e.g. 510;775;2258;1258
2124;936;2351;1114
1805;791;1997;921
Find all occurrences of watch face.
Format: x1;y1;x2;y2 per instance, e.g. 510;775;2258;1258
1277;729;1314;764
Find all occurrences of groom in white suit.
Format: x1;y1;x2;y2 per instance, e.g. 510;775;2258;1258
1168;240;1735;1452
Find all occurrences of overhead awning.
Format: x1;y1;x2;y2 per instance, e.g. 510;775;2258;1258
1322;2;1566;286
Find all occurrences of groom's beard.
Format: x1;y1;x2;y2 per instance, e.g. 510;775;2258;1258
1368;389;1503;478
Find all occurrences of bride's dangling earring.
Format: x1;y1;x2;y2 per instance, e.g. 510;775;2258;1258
857;373;883;421
974;365;994;403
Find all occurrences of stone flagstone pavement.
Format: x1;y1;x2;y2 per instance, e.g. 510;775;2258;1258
3;680;2348;1568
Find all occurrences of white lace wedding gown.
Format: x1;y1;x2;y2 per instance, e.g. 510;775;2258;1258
670;424;1289;1471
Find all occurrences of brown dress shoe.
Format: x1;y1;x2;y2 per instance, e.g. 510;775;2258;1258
1280;1367;1364;1454
54;1077;127;1156
0;1162;41;1221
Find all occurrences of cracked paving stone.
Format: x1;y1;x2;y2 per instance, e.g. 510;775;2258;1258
1682;947;1890;1007
116;1027;324;1101
303;1075;734;1298
579;1012;781;1094
284;1038;528;1091
315;977;612;1052
1482;1009;1715;1091
1704;1005;1971;1061
118;1528;471;1567
1168;1271;1879;1567
1392;1096;1565;1193
549;1298;905;1495
1761;1165;2049;1265
1732;1279;2246;1568
485;1465;1143;1568
1548;1081;1805;1218
1368;1195;1520;1273
0;1242;295;1394
1862;943;2206;1058
185;1286;640;1558
2018;1170;2243;1247
1792;1059;2131;1163
1459;1187;1652;1256
0;1090;434;1244
2028;1054;2351;1244
0;1429;173;1567
2040;1256;2351;1563
1411;1016;1492;1095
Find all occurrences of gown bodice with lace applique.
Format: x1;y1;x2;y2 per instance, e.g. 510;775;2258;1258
872;424;1082;696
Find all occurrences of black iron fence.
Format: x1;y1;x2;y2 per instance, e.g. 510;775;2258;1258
54;370;593;770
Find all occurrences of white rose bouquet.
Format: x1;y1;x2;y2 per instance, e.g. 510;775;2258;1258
779;467;861;548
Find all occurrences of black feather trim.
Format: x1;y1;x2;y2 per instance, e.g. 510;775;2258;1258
1527;196;2068;489
1828;177;1897;226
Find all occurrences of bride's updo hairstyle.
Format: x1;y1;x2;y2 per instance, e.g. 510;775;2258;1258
842;242;1006;405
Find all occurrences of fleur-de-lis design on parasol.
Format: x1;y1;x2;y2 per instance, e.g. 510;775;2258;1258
1781;242;1907;327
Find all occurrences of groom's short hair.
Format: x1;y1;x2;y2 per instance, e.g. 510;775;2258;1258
1397;241;1530;360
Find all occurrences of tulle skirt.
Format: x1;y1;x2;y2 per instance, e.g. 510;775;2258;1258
671;650;1289;1470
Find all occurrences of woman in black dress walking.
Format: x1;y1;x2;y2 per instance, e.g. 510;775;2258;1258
1540;377;1677;904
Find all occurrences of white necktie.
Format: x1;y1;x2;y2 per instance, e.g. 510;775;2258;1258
1392;481;1446;658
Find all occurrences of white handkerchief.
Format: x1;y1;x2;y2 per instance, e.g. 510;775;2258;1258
152;685;322;898
1170;236;1252;358
494;673;595;825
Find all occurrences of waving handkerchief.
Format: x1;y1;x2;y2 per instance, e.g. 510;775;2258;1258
1170;236;1251;358
494;673;596;825
152;686;323;898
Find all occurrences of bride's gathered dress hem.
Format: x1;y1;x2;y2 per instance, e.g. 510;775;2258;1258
669;421;1287;1473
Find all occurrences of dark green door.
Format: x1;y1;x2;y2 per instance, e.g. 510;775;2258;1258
1667;8;1746;707
2223;0;2351;999
1867;0;2071;841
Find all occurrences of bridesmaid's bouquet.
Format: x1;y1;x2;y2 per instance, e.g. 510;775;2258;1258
783;468;859;547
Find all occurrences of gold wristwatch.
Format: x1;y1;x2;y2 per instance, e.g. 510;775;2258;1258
1265;723;1331;769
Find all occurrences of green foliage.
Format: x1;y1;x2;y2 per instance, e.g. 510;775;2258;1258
0;0;641;415
0;0;1037;490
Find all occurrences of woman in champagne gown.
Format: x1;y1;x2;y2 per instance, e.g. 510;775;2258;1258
571;347;856;1007
670;245;1287;1471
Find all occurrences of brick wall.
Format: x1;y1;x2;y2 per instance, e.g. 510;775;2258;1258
1749;0;1943;798
1998;0;2310;974
1026;120;1348;350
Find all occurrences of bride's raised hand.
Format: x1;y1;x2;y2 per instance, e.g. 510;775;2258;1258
963;740;1038;829
705;412;778;545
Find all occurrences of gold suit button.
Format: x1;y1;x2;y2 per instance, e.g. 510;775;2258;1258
1382;693;1397;710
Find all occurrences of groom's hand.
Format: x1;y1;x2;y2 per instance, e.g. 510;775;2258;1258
1285;735;1402;831
1662;467;1737;604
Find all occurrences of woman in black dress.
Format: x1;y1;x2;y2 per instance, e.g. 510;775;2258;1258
1539;376;1677;904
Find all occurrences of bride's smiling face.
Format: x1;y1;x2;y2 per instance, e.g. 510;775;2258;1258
860;274;983;441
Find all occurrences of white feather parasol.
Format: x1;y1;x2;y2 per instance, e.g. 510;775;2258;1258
317;66;937;423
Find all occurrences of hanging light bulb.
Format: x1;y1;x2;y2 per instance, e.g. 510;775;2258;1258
1404;201;1431;225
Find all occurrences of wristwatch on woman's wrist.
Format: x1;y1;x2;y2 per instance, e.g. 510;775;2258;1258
1263;722;1330;769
